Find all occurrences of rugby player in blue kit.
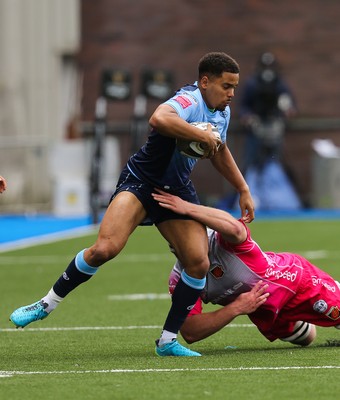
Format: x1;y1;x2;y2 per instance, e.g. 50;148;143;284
10;52;254;357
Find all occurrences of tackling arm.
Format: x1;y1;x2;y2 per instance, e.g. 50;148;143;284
180;281;269;343
152;189;247;244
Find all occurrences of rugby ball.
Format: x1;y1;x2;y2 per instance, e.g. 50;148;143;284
176;122;220;159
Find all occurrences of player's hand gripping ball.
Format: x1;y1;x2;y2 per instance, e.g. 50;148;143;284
176;122;221;159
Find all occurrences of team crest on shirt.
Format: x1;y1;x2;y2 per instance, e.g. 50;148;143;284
326;306;340;321
210;265;224;279
219;109;230;118
313;299;328;313
174;95;192;109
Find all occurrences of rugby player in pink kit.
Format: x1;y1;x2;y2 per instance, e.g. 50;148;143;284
152;189;340;348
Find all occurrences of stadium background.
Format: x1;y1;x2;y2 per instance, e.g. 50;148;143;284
0;0;340;218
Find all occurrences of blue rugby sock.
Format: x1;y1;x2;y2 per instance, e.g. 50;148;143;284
162;270;206;334
53;249;98;298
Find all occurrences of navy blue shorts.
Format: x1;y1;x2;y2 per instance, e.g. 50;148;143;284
110;166;200;226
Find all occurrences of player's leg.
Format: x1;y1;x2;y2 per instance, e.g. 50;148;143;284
254;315;317;347
155;219;209;356
10;192;146;328
280;321;316;346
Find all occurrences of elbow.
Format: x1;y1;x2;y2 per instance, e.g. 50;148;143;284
149;104;175;131
149;113;157;129
234;223;247;242
181;333;197;345
226;221;247;243
149;110;164;130
180;327;199;344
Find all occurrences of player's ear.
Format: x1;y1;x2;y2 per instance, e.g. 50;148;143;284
200;75;209;89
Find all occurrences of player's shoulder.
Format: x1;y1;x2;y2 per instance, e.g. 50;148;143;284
167;84;201;109
177;83;201;98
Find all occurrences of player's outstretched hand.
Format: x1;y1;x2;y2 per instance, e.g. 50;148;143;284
152;189;188;215
239;190;255;223
201;124;222;159
231;281;269;315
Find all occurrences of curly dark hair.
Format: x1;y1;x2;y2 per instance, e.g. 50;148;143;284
198;52;240;78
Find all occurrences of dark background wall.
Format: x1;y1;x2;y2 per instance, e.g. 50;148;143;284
78;0;340;207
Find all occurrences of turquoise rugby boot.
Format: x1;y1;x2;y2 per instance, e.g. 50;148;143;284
155;339;201;357
10;300;49;328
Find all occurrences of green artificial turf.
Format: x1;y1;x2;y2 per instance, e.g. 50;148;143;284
0;220;339;399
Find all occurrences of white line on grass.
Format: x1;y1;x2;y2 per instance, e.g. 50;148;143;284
1;325;162;332
0;253;173;265
302;250;329;259
108;293;170;300
1;323;255;333
1;365;339;378
0;251;332;266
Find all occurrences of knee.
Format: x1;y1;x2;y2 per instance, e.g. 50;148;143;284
181;254;210;279
87;240;123;266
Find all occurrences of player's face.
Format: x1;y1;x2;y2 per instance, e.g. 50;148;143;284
200;72;239;111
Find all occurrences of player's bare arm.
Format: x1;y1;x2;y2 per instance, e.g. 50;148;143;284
180;281;269;343
149;104;221;157
210;146;255;222
152;189;247;244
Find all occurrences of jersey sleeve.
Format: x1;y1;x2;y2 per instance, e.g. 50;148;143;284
164;92;201;122
216;219;254;253
215;220;269;274
164;85;230;144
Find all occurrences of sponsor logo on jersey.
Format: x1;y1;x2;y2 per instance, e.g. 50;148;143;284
174;95;192;109
264;267;298;282
326;306;340;321
313;299;328;313
311;275;337;292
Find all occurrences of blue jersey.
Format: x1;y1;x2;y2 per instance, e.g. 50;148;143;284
127;82;231;190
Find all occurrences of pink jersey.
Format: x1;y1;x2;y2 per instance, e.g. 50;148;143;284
169;222;340;341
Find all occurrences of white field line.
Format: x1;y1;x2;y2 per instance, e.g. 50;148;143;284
1;365;339;378
303;250;329;259
108;293;170;300
1;323;255;333
0;253;174;265
0;251;333;266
